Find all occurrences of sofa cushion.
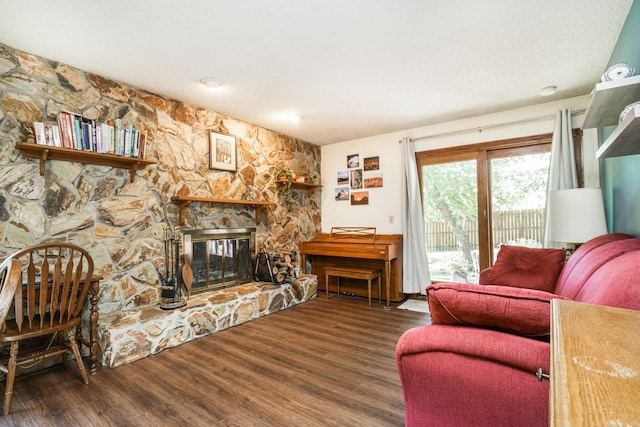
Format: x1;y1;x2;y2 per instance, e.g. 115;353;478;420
555;233;634;298
573;243;640;308
481;245;566;292
427;282;565;337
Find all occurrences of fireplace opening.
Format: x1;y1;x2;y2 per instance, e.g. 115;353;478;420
182;228;256;295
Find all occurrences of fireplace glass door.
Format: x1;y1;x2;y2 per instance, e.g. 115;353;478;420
183;228;255;294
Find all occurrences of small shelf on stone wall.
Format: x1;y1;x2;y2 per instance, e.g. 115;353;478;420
275;179;322;190
16;142;156;183
170;195;276;226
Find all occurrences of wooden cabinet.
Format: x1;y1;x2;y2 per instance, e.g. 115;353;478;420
550;299;640;425
16;142;156;183
581;75;640;158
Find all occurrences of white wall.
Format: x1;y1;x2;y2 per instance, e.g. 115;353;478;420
320;95;593;234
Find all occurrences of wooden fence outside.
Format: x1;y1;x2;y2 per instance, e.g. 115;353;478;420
425;208;544;251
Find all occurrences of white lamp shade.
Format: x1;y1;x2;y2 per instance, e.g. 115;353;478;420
548;188;608;244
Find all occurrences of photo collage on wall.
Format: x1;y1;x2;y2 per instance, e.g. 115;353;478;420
335;154;383;205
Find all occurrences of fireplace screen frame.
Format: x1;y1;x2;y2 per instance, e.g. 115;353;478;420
182;227;256;294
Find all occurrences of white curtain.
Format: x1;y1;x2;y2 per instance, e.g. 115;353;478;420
543;109;578;247
401;137;431;294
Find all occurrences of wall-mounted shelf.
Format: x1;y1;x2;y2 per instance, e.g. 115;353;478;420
16;142;156;183
170;195;276;226
275;179;321;190
582;75;640;129
596;104;640;158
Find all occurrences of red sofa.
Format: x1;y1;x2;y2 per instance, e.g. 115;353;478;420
396;233;640;427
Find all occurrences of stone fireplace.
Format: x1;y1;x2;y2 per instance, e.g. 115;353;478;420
97;226;318;368
182;227;256;295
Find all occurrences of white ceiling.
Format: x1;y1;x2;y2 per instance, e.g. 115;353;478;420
0;1;634;145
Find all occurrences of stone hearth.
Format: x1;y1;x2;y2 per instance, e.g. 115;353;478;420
98;275;317;368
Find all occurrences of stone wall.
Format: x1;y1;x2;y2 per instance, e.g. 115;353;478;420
0;43;321;364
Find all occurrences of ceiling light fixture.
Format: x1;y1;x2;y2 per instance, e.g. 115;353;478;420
201;78;222;89
539;85;557;97
279;112;302;123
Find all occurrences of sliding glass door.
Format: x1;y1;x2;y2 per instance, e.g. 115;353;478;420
489;146;551;261
418;134;555;283
421;154;479;283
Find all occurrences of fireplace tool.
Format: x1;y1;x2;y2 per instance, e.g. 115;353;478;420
160;225;188;310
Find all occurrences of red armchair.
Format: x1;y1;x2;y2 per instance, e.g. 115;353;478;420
396;233;640;427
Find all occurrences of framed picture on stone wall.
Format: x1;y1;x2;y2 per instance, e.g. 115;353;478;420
209;131;236;171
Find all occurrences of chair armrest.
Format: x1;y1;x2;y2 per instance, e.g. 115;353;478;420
427;282;563;337
396;325;550;427
396;324;550;373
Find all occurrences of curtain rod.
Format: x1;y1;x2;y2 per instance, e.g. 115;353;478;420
409;108;586;142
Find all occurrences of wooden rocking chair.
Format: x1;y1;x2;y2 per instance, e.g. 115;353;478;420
0;243;94;415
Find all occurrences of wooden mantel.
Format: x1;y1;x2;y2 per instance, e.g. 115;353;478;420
170;195;276;225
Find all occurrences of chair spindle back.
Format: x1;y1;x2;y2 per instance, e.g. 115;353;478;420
2;243;94;333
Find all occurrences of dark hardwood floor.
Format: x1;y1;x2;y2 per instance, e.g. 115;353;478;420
1;295;430;426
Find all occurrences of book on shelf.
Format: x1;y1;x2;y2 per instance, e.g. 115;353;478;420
57;115;69;148
32;112;148;159
95;122;102;153
72;115;82;150
32;122;62;147
100;123;110;153
50;125;62;147
56;113;77;149
81;120;90;151
33;122;45;145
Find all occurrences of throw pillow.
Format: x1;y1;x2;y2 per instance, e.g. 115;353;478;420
427;282;565;337
482;245;566;292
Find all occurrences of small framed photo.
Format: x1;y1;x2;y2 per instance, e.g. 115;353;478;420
364;172;383;188
335;187;349;201
350;169;363;189
209;131;236;171
351;191;369;205
347;154;360;168
337;170;349;185
364;156;379;171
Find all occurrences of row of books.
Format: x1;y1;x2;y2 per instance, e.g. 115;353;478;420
32;112;147;159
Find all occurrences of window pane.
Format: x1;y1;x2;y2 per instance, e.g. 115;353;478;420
422;160;479;284
490;152;551;259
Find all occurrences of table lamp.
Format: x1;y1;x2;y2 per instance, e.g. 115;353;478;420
548;188;608;248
